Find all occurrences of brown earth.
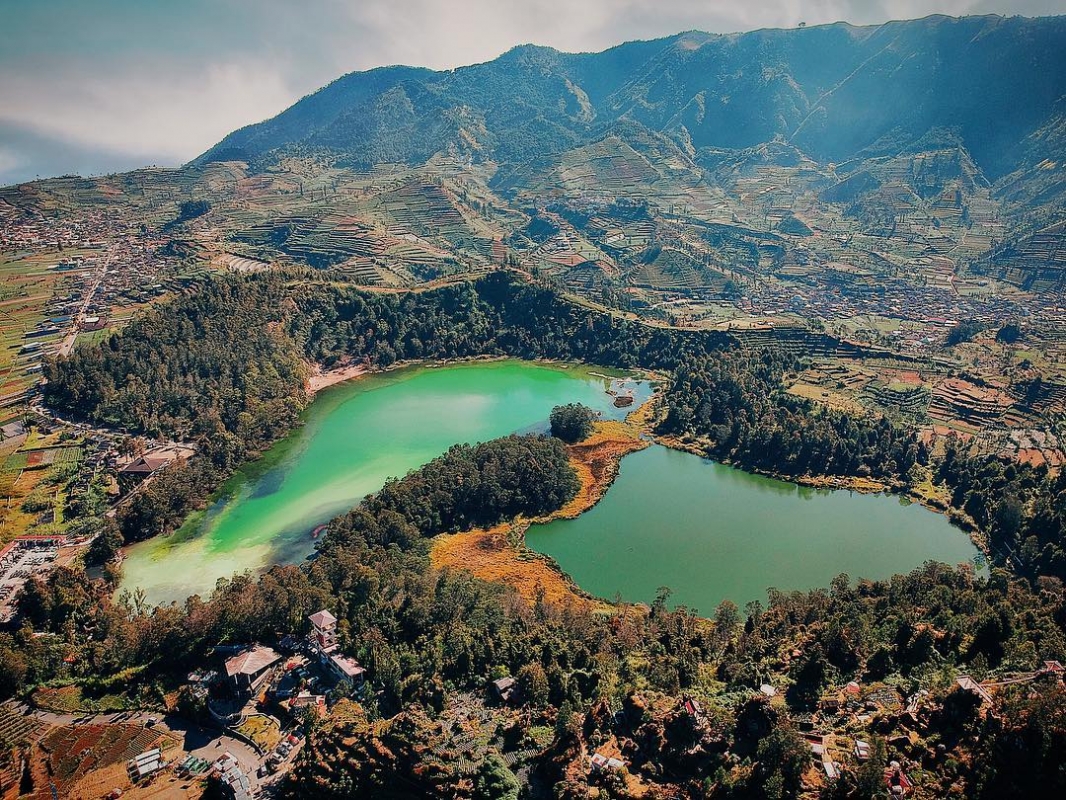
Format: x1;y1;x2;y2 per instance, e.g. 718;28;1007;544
306;363;367;395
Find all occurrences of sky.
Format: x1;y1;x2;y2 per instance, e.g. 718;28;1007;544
1;0;1065;185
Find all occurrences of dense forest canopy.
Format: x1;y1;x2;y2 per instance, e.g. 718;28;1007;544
4;443;1065;797
659;350;924;481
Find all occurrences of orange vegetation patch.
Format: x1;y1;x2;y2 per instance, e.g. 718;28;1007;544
1016;448;1065;468
65;759;206;800
556;419;649;519
431;413;652;607
920;423;977;444
433;524;591;608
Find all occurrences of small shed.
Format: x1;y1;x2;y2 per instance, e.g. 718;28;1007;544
590;753;625;772
492;676;517;704
854;740;872;762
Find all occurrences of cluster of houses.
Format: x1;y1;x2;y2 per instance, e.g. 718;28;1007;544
732;277;1023;344
219;609;366;715
187;610;369;790
0;206;180;393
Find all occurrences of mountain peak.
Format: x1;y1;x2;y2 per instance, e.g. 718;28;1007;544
197;15;1066;181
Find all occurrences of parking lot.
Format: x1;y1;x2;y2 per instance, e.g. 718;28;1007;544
0;538;60;621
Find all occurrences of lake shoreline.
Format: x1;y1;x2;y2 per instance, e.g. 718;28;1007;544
123;360;651;605
654;433;989;558
305;354;646;397
524;439;981;613
306;363;368;395
125;355;984;608
437;390;984;615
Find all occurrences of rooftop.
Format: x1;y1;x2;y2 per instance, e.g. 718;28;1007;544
224;645;282;678
309;609;337;628
331;653;364;679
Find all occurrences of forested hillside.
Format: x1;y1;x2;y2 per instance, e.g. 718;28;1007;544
660;350;923;481
6;435;1065;797
46;272;926;544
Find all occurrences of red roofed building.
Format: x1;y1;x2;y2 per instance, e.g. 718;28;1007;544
224;645;282;693
309;609;338;652
885;763;913;797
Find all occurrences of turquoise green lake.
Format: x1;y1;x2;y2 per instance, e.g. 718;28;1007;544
120;360;650;605
526;445;981;614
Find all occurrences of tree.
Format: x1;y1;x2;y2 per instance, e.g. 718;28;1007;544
714;599;741;650
474;754;519;800
753;724;810;798
85;522;124;566
946;321;983;346
854;737;888;799
177;199;211;221
787;645;833;709
550;403;596;443
995;323;1021;344
517;662;549;707
555;700;580;745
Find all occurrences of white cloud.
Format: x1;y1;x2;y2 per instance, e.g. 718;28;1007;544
0;60;294;162
1;0;1065;182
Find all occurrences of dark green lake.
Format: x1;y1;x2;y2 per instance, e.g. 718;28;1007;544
526;445;981;614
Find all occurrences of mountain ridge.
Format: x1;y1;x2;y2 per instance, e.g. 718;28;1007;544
197;13;1066;188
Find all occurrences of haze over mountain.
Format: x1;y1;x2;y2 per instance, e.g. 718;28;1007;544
201;14;1066;188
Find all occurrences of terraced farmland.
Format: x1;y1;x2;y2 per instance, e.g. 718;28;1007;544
380;181;478;247
28;723;178;800
629;247;728;292
0;251;74;404
234;214;385;269
0;703;44;750
985;219;1066;291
